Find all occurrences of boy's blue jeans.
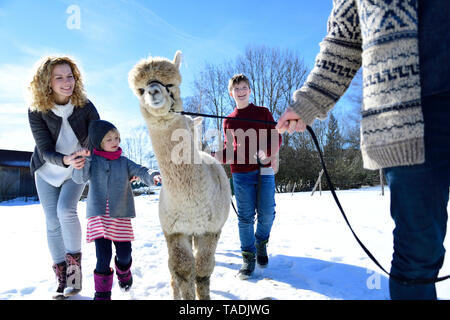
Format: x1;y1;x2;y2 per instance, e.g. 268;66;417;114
384;91;450;300
232;170;276;253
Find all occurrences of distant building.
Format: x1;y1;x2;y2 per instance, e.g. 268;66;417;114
0;149;37;201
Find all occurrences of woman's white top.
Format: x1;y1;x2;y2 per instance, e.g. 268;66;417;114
36;102;82;187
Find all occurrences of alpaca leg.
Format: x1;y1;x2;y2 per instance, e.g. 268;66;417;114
164;232;181;299
193;232;221;300
169;276;180;300
165;233;195;300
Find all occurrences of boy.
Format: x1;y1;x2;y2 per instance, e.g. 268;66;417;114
217;74;282;279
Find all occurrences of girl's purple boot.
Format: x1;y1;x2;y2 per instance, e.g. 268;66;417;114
114;257;133;292
93;269;114;300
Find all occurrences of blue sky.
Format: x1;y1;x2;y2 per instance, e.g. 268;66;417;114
0;0;339;151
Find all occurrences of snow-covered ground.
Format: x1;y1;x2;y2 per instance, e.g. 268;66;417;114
1;186;449;300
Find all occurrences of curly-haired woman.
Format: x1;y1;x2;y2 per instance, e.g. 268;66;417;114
27;55;100;299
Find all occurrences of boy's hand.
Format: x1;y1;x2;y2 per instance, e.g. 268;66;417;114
276;107;307;134
254;150;268;162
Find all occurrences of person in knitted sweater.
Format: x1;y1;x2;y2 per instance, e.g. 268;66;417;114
72;120;160;300
277;0;449;300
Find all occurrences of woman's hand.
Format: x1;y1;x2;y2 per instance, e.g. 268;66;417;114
63;149;90;169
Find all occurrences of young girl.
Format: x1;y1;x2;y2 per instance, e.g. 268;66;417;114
27;55;100;299
72;119;160;300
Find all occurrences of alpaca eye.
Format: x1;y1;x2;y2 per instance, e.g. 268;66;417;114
138;88;145;95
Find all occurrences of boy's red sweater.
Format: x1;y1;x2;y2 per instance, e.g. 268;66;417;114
220;103;282;173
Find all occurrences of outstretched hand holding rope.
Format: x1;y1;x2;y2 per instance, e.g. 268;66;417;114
275;107;307;134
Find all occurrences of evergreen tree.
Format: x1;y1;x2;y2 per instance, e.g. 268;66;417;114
323;112;343;175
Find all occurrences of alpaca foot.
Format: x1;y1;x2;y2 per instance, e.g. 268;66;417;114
195;276;211;300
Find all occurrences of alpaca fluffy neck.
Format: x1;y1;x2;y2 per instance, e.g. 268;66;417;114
146;115;197;191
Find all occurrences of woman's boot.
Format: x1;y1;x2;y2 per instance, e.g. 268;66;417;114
52;261;67;300
94;269;114;300
64;252;82;297
114;257;133;292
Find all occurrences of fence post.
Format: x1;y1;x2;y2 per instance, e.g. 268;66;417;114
379;169;384;196
311;169;324;196
291;181;297;196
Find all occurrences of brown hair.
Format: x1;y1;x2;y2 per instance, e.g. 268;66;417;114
228;73;251;93
28;55;87;112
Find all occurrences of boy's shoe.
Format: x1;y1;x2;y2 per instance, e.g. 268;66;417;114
64;252;82;297
237;251;256;280
256;240;269;268
94;269;114;300
52;261;67;300
114;257;133;292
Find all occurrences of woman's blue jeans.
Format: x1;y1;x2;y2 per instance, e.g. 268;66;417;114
384;91;450;300
232;170;276;253
35;175;85;264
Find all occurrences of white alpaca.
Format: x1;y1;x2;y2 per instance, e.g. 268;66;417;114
128;51;230;300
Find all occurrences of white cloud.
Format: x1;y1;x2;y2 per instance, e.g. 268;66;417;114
123;0;200;43
0;64;33;104
0;108;34;151
0;62;40;151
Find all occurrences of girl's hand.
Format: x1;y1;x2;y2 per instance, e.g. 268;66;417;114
77;149;91;158
153;175;162;185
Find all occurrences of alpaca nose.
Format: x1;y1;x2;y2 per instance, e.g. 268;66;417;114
149;84;162;97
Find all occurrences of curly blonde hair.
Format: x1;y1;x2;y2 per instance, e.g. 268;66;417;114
28;55;87;112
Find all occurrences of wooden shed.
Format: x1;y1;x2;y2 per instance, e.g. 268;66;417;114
0;149;37;201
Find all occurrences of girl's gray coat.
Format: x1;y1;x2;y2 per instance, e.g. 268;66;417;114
72;155;159;218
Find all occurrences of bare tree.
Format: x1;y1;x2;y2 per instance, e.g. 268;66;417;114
193;62;235;134
236;45;309;117
122;125;156;168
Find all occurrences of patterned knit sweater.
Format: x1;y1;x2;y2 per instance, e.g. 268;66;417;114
292;0;424;170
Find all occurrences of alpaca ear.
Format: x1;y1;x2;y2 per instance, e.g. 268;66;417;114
193;117;203;126
173;51;183;69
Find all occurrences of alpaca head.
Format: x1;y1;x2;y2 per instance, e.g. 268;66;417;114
129;51;183;120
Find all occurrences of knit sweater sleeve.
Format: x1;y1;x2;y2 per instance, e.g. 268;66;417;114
291;0;362;125
72;156;92;184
